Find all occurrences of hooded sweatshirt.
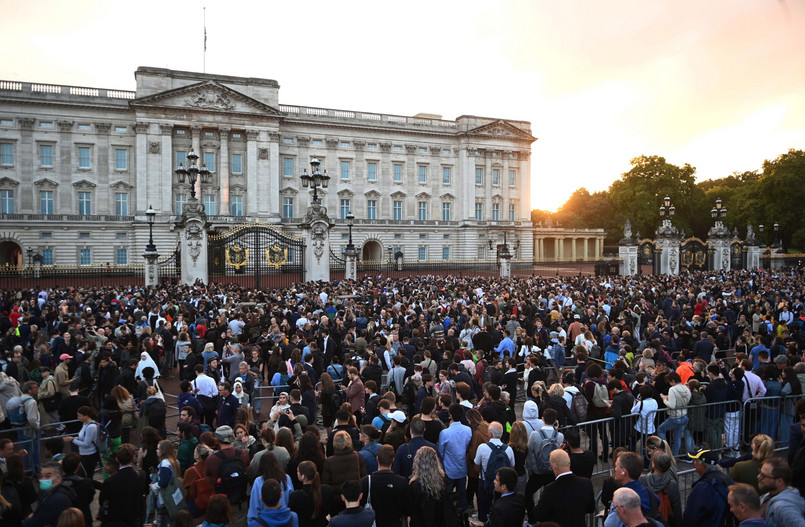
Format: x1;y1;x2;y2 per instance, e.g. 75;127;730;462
248;506;298;527
639;472;682;523
762;487;805;527
522;400;545;435
666;383;691;419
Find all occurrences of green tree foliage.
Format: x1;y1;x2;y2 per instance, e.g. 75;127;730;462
756;149;805;249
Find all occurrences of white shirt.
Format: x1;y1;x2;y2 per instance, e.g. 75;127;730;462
193;373;219;398
473;438;515;475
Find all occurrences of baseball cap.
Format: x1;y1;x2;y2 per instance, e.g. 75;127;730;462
214;426;235;444
687;448;718;466
59;354;72;361
390;411;406;423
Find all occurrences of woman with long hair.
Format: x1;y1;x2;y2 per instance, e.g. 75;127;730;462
298;373;317;423
322;431;367;516
465;408;489;506
275;428;297;457
287;431;326;489
247;451;294;524
644;436;677;481
288;460;334;527
318;373;338;430
151;440;181;527
508;421;529;495
780;366;803;443
1;453;37;520
56;508;85;527
408;446;446;527
183;444;213;519
729;434;774;491
111;385;137;444
138;426;163;493
62;406;100;479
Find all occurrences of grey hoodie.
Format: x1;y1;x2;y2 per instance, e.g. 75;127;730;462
522;400;545;434
639;472;682;522
762;487;805;527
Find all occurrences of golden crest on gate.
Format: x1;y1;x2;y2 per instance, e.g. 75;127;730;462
225;245;248;269
267;244;287;269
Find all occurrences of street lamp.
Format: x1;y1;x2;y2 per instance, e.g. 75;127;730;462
759;223;780;249
659;195;675;218
710;198;727;221
26;247;32;267
345;211;355;251
145;204;157;252
300;157;330;204
174;148;211;201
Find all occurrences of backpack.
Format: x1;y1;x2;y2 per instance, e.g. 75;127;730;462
535;429;560;474
215;449;248;504
6;396;29;427
590;344;602;359
479;360;492;383
401;378;417;408
41;380;62;413
571;390;589;422
591;381;609;408
327;363;345;383
481;442;510;489
657;483;674;525
147;398;167;427
93;421;110;453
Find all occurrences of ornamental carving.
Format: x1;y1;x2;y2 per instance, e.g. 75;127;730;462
380;143;391;153
326;138;338;149
311;224;327;263
19;118;35;129
135;123;149;134
246;130;259;141
188;240;201;264
184;88;235;111
296;137;310;147
353;141;365;151
430;146;441;155
95;123;112;134
186;224;202;240
268;132;280;142
258;148;269;160
190;126;202;137
405;145;417;154
149;142;160;154
160;124;174;135
57;121;73;132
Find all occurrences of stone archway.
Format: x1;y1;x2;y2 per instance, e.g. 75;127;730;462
0;241;22;269
362;240;383;262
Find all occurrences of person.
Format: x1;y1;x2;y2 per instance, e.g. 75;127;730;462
525;408;564;520
564;429;596;479
408;446;448;527
603;452;657;526
639;451;681;527
21;462;77;527
249;478;298;527
757;457;805;527
393;417;436;479
60;453;95;527
16;381;41;475
727;483;775;527
322;430;367;516
216;382;240;429
140;385;167;439
474;421;515;523
288;460;333;527
250;428;290;480
192;364;219;426
55;508;85;527
358;425;381;474
111;386;136;444
177;422;200;474
329;479;375;527
437;403;472;511
359;444;408;527
202;495;231;527
62;406;100;479
612;487;660;527
533;449;595;527
729;434;774;491
656;372;692;456
345;367;365;423
507;421;528;494
150;440;181;527
1;453;37;521
205;426;251;527
468;466;525;527
682;448;734;526
248;451;294;525
98;443;146;527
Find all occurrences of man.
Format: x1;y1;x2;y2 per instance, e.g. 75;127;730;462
61;452;96;527
0;438;27;477
216;381;239;428
533;449;595;527
22;461;78;527
345;366;365;422
115;358;139;399
277;389;310;430
363;380;380;426
98;443;146;527
326;409;362;456
393;417;436;478
177;422;200;473
437;403;472;511
37;368;60;425
469;466;525;527
493;329;515;360
414;374;434;414
740;359;767;401
603;452;658;527
249;478;299;527
17;380;41;474
612;487;659;527
206;426;251;527
758;457;805;527
360;444;408;527
682;448;733;526
330;480;374;527
54;353;74;397
525;408;565;512
473;421;514;523
728;483;775;527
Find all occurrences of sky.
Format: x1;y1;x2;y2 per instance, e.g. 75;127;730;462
4;0;805;211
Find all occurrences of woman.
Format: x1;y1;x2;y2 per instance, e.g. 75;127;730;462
111;386;137;444
780;366;803;443
248;451;294;524
287;432;325;489
63;406;100;479
639;451;682;527
140;385;167;439
232;380;250;408
151;440;181;527
298;373;317;423
644;436;677;481
138;427;163;493
201;495;230;527
631;384;659;446
232;424;256;451
544;383;577;427
322;430;367;516
508;421;529;495
183;444;213;519
417;397;445;445
729;434;774;491
288;460;334;527
408;446;447;527
275;428;297;459
760;366;783;440
466;409;489;507
174;331;192;381
135;352;161;382
1;454;37;521
271;362;290;396
99;394;122;455
317;373;338;430
381;412;407;451
56;508;85;527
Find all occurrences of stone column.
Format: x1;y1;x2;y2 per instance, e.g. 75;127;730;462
267;131;281;222
135;122;149;213
179;199;208;285
344;246;358;281
159;124;173;214
499;251;512;279
301;202;333;282
245;130;259;218
143;248;160;288
219;127;230;216
618;221;638;275
571;237;577;260
746;245;761;270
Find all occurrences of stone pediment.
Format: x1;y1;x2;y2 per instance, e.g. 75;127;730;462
72;179;97;189
390;191;406;199
110;181;133;190
279;186;298;195
465;120;536;142
0;177;19;187
130;80;284;117
364;190;381;198
34;178;58;187
440;192;455;200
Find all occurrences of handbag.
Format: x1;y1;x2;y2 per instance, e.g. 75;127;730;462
158;471;187;519
136;412;149;435
364;474;376;527
153;378;165;401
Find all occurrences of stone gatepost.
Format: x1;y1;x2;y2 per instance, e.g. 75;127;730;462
143;249;160;288
618;220;638;276
499;247;513;279
302;202;333;282
655;219;681;275
180;199;208;285
707;217;731;272
344;246;358;281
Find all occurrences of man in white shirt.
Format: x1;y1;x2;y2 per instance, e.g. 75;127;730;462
740;359;767;401
473;421;514;523
192;364;219;426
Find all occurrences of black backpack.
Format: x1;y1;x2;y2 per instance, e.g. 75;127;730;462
215;449;248;504
481;442;510;489
147;399;167;427
401;378;417;408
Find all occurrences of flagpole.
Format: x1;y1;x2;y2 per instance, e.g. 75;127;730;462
203;6;206;73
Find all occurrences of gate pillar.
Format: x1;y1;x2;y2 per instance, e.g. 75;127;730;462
302;202;334;282
143;249;160;288
618;220;638;276
180;199;208;285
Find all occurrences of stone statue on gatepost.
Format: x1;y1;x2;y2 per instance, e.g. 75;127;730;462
144;248;159;287
180;199;208;285
745;223;761;270
302;202;333;282
618;219;638;276
499;243;513;279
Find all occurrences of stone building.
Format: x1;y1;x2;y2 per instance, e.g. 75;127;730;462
0;67;601;270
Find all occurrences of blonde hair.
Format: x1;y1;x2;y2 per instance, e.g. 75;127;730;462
548;383;565;398
333;430;351;451
508;421;528;453
411;446;445;500
146;386;157;397
752;434;774;461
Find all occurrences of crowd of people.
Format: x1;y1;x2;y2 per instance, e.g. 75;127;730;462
0;267;804;526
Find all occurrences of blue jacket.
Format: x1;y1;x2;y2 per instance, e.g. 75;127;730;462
360;441;381;474
394;436;436;478
329;507;375;527
682;468;733;527
248;506;298;527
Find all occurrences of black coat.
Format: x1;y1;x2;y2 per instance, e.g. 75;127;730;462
534;473;595;527
98;466;146;527
489;491;527;527
360;470;410;527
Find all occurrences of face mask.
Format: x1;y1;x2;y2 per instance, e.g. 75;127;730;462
39;478;54;492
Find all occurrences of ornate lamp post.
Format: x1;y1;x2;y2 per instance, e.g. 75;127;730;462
145;205;157;253
343;211;358;281
655;195;681;275
300;158;330;204
174;148;211;202
707;198;730;271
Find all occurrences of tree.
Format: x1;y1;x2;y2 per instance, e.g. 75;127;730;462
756;149;805;250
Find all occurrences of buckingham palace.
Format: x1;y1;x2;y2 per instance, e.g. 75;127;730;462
0;66;603;272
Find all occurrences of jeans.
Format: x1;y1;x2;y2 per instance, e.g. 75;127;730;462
724;411;740;452
446;476;468;511
657;415;692;456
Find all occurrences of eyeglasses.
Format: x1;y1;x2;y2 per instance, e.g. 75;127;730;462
757;472;776;480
